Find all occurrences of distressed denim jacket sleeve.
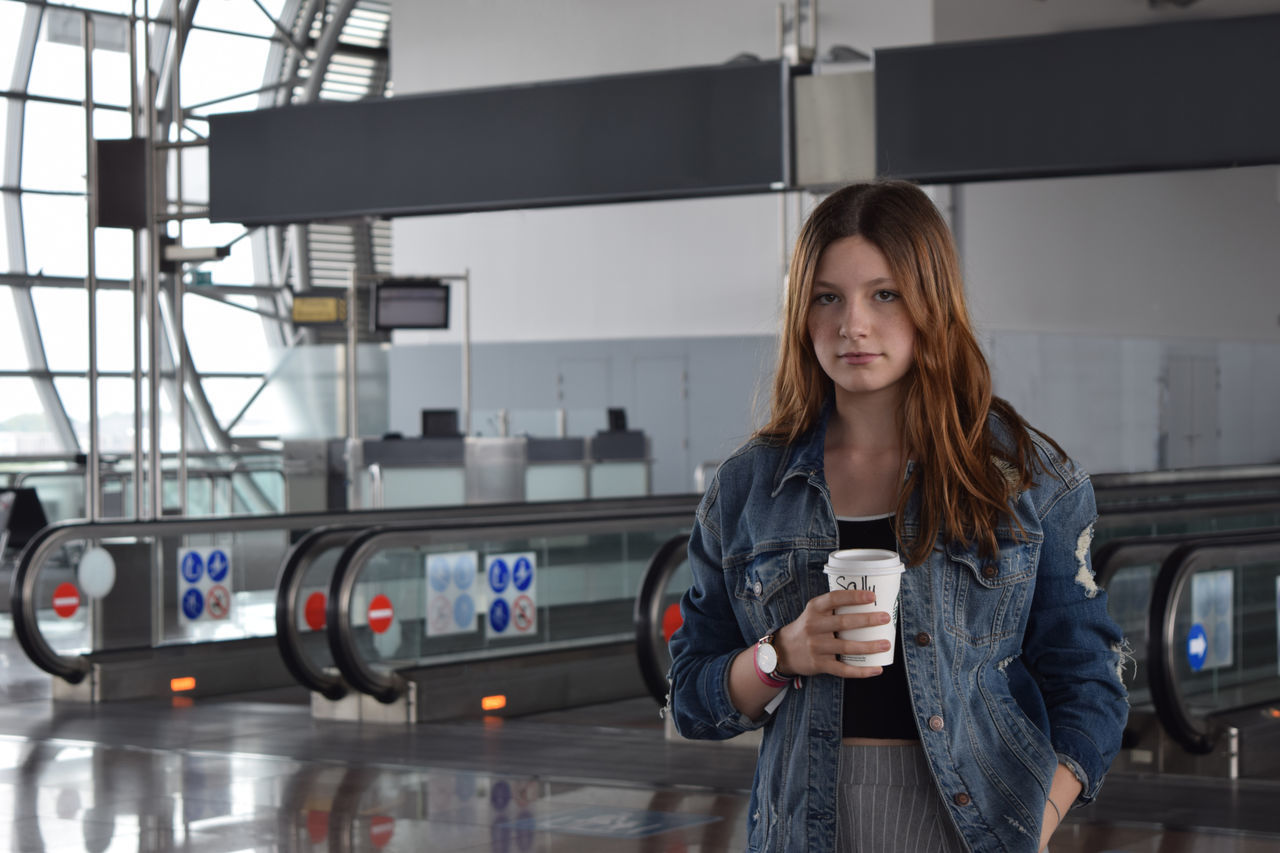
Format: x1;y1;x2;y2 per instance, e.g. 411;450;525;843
1022;457;1131;805
666;473;772;740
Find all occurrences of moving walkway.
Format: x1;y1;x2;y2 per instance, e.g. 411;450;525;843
8;496;694;706
276;496;698;721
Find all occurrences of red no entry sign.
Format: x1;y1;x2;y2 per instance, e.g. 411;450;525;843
304;591;326;631
662;602;684;643
52;582;79;618
368;594;394;634
306;810;328;844
369;814;395;848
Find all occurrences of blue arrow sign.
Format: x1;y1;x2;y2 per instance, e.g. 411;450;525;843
1187;623;1208;672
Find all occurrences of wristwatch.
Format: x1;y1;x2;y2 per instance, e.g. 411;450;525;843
754;634;792;689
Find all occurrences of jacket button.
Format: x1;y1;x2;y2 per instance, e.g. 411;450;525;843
981;564;998;579
752;581;763;595
953;792;971;806
915;632;931;647
928;715;944;732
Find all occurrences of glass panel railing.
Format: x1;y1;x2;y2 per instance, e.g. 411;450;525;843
1094;498;1280;552
1148;532;1280;754
9;460;285;522
276;496;700;701
326;505;698;703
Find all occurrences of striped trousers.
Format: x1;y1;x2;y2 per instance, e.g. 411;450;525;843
835;744;969;852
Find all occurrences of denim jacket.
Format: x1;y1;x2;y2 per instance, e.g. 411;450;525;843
667;412;1129;853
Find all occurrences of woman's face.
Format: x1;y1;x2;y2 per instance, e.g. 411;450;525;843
806;235;917;405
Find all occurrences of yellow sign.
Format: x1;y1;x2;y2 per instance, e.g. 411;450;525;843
292;296;347;325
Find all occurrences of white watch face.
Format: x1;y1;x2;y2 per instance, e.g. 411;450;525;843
757;641;778;675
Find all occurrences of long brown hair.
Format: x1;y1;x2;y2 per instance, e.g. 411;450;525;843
757;180;1063;565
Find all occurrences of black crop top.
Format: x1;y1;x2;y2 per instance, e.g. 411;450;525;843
838;515;919;740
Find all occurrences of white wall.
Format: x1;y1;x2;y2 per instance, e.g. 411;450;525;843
959;163;1280;472
392;0;931;93
962;168;1280;341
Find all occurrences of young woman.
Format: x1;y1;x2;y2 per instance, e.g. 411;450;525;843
667;181;1129;853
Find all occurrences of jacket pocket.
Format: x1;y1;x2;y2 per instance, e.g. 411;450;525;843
730;548;800;638
943;532;1040;646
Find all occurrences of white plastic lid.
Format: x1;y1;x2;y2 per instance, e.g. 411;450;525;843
823;548;903;574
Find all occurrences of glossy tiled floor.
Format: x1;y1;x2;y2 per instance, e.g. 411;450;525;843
0;624;1277;851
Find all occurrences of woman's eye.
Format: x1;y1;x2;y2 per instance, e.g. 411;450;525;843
813;292;838;305
873;290;899;303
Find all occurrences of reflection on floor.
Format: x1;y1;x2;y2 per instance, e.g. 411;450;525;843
0;625;1277;850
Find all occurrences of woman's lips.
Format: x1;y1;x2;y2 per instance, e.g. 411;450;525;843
839;352;879;365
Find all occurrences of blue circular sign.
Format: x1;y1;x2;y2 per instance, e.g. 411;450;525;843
182;587;204;620
512;557;533;592
454;593;475;628
429;559;451;592
488;559;510;594
1187;623;1208;672
454;556;474;589
181;552;203;584
489;598;510;633
206;550;229;582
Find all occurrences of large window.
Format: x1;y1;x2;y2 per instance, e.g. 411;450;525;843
1;0;390;470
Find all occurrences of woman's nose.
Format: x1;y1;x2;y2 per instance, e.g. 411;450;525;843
839;301;866;338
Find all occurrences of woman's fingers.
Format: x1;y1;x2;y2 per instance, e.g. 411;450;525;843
772;588;894;676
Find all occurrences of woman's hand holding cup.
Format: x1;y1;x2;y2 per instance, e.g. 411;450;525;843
773;588;893;678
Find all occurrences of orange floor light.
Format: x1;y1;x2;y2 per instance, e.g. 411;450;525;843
170;676;197;692
481;694;507;712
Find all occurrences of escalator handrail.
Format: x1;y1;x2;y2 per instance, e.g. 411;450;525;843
326;499;700;703
632;532;690;705
1093;463;1280;491
1093;525;1280;589
1094;493;1280;524
274;524;368;701
1146;529;1280;755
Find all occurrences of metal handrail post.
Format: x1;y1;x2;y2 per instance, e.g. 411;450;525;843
83;11;100;521
172;2;187;517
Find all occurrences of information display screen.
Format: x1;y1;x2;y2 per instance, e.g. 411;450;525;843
373;279;450;330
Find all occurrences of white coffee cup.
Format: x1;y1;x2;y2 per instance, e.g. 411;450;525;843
823;548;905;667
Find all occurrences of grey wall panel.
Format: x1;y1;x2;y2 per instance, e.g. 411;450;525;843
209;61;788;225
876;14;1280;183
